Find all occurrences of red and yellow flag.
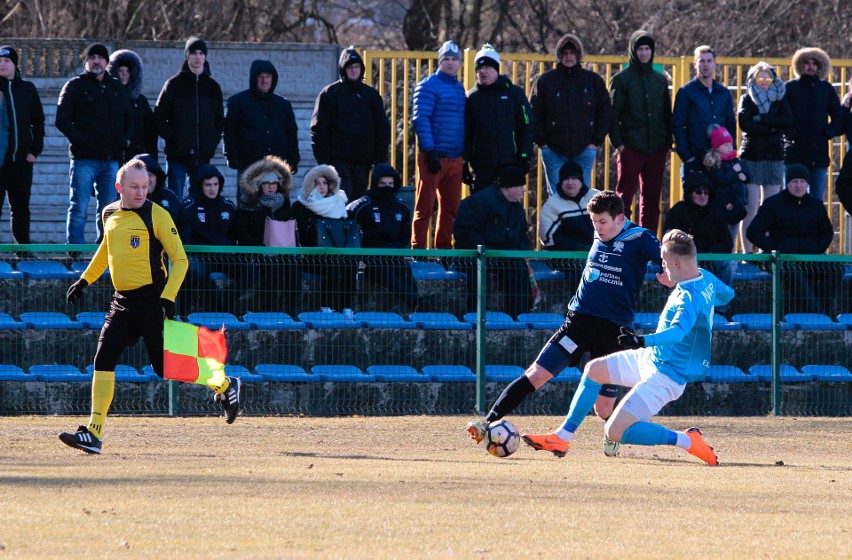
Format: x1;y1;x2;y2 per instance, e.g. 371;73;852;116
163;319;227;388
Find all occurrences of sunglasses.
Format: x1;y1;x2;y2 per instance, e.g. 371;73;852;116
692;189;710;195
754;77;773;85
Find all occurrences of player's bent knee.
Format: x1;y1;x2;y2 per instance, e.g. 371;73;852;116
525;364;553;390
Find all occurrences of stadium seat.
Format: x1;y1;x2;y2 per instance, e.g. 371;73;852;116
801;365;852;382
242;312;306;330
141;365;167;381
842;264;852;282
30;364;89;382
0;262;24;279
485;365;524;383
366;365;427;382
186;312;252;331
550;367;583;383
86;364;150;382
297;311;362;328
528;260;566;281
838;314;852;328
311;365;374;382
712;313;742;331
408;260;464;281
0;313;26;330
16;260;78;279
20;312;83;330
409;312;472;330
517;312;564;330
731;313;793;331
633;312;660;330
734;262;771;281
255;364;317;382
225;364;265;382
462;311;526;330
71;261;109;279
76;311;107;329
0;365;32;380
356;312;416;329
783;313;845;331
706;365;755;382
422;365;476;382
749;364;811;382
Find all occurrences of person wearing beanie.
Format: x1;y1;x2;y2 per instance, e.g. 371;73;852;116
311;47;390;201
225;60;300;175
56;42;132;244
609;30;672;232
0;45;44;244
107;50;158;163
783;47;845;202
154;36;223;199
346;163;419;311
453;166;531;317
530;32;612;193
701;123;748;244
463;44;534;193
411;40;466;249
134;152;182;226
673;45;736;177
539;161;599;251
747;161;840;315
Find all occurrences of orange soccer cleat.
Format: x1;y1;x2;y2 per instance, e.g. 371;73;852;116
467;419;488;444
521;432;570;458
685;427;718;466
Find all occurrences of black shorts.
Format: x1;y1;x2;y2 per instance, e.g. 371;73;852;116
93;289;164;376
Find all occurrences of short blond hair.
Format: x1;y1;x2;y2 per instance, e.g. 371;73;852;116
661;229;696;258
117;158;148;186
693;45;715;62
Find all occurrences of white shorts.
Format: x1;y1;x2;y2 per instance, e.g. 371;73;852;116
604;348;685;421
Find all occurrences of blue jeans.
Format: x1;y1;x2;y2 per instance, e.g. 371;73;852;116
540;146;597;194
166;161;201;199
799;165;828;202
66;159;119;244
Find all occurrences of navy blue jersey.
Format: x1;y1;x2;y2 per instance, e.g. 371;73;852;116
568;221;662;326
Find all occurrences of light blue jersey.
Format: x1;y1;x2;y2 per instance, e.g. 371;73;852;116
643;269;735;384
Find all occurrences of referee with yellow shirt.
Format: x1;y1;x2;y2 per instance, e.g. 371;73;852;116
59;158;241;454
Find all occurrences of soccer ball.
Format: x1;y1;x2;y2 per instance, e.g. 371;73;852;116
485;420;520;458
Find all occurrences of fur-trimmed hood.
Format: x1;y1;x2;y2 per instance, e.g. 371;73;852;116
792;47;831;80
238;156;293;198
555;33;584;62
106;49;144;99
300;164;341;199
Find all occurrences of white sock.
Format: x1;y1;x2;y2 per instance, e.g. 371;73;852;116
675;432;691;449
553;428;574;442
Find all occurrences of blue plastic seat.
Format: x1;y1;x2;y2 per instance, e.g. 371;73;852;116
297;311;362;328
357;312;416;329
312;365;374;382
0;262;24;279
706;365;755;382
735;262;770;281
783;313;845;331
366;365;427;382
731;313;792;331
255;364;317;382
20;312;83;330
749;365;811;382
633;312;660;330
712;313;742;331
528;260;566;281
550;367;583;383
225;364;265;382
0;313;26;330
85;364;149;382
30;364;88;382
422;365;476;382
409;312;472;330
838;314;852;328
16;260;78;279
801;365;852;382
408;260;464;281
462;311;526;330
841;264;852;282
485;365;524;383
517;312;564;330
186;312;252;330
77;311;107;329
0;365;32;380
242;312;306;330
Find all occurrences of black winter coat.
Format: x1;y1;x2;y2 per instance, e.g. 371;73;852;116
464;75;534;170
663;199;733;253
784;75;844;167
746;189;833;254
55;72;132;161
0;75;45;163
453;186;529;250
347;191;411;249
738;94;792;162
179;192;236;246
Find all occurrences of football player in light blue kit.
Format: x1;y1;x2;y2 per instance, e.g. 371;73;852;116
523;229;734;465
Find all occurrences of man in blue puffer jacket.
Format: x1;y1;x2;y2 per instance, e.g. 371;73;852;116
412;41;466;250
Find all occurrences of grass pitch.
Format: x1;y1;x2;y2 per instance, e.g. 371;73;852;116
2;415;850;559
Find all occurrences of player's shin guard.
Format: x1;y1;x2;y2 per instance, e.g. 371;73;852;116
87;370;115;440
555;376;603;439
485;375;535;423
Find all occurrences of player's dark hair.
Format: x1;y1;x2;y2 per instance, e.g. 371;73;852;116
587;190;624;218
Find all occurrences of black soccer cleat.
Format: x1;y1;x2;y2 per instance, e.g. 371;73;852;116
214;376;241;424
59;425;102;454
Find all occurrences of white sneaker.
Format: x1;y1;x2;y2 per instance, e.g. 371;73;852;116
603;436;620;457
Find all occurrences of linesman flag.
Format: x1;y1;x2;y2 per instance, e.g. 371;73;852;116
163;319;227;387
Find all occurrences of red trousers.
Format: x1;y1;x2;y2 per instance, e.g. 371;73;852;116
615;146;669;233
411;152;462;249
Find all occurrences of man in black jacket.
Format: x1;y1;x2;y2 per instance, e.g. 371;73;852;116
311;47;390;201
463;44;534;193
155;37;224;199
224;60;300;175
0;45;45;244
56;43;132;244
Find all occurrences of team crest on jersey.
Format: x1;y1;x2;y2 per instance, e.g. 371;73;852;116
395;213;403;221
613;240;625;253
221;211;231;220
130;235;140;248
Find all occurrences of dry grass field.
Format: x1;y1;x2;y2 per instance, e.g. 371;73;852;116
2;415;850;559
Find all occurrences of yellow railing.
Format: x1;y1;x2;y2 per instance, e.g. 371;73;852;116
363;50;851;252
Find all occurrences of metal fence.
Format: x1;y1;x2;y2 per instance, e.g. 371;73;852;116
1;245;850;417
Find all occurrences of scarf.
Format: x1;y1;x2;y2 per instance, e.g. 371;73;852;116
748;78;786;115
298;188;348;218
259;192;285;212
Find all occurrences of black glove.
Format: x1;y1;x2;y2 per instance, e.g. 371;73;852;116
66;278;89;305
462;162;474;185
426;150;441;174
161;298;176;320
618;326;645;349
